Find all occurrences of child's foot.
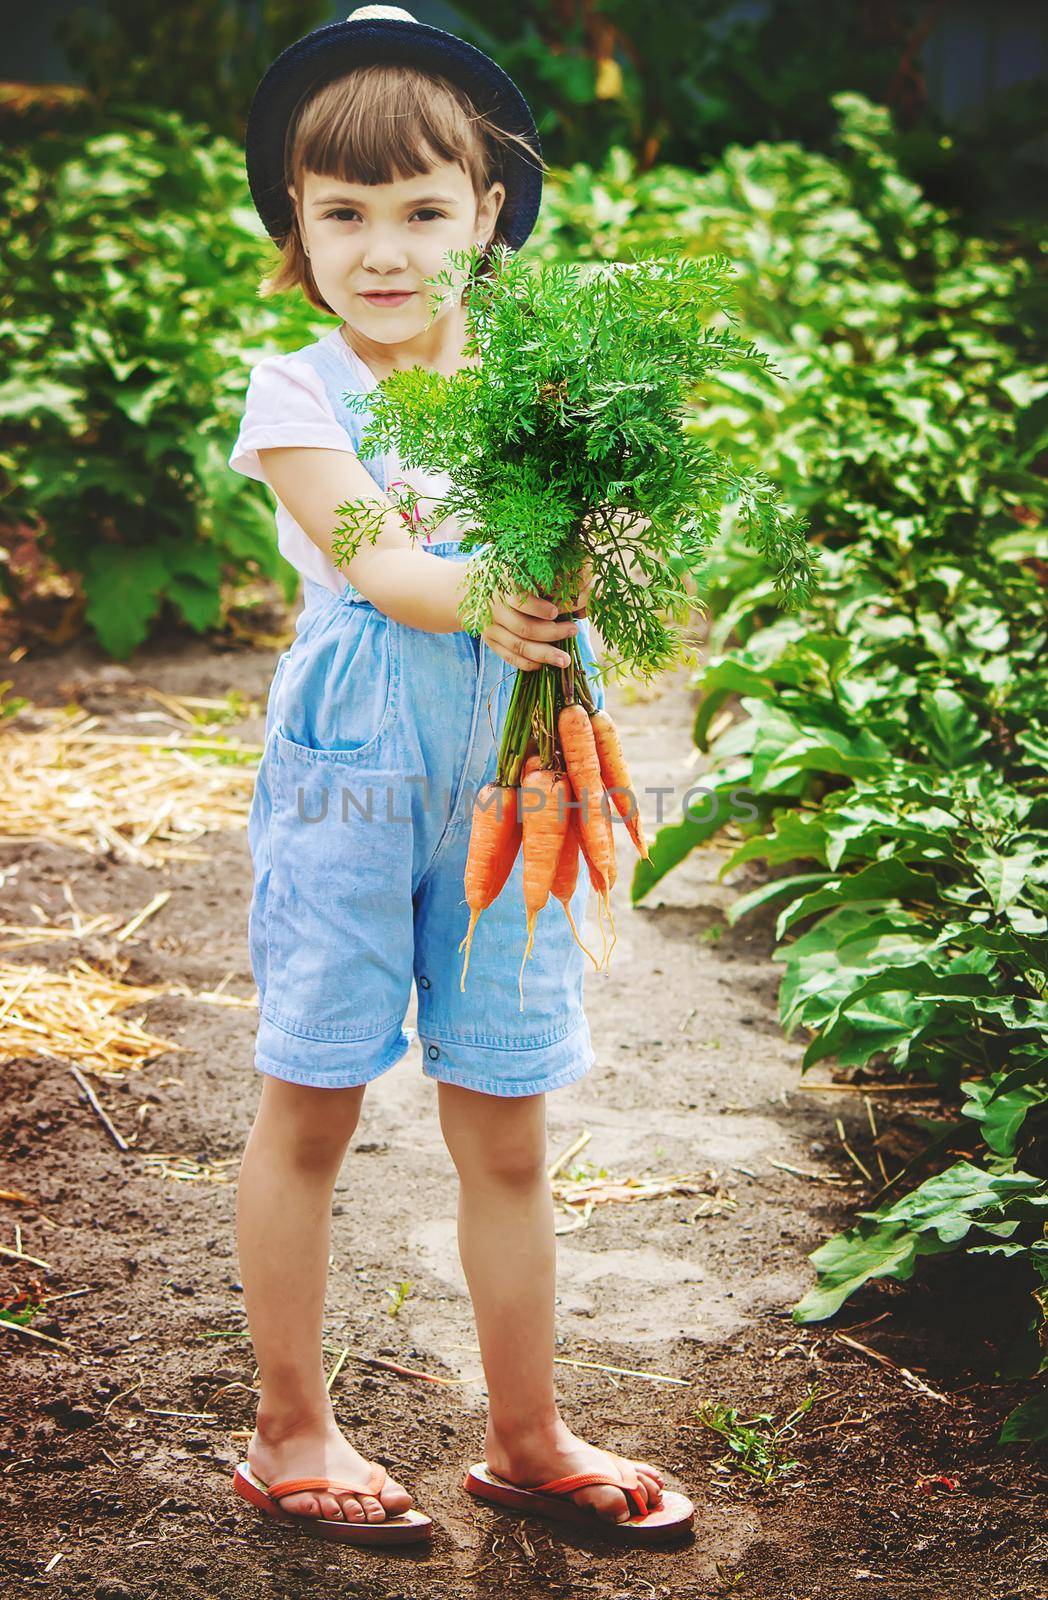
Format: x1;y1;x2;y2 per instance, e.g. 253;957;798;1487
484;1420;666;1525
248;1412;414;1524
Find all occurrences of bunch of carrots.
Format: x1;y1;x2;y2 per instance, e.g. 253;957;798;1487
459;619;650;1008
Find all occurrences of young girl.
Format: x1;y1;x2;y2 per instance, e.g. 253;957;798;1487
228;5;694;1549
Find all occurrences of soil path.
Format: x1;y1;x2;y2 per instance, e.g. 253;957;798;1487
1;617;1040;1600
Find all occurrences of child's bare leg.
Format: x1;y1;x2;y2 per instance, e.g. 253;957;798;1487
236;1075;412;1524
437;1082;664;1525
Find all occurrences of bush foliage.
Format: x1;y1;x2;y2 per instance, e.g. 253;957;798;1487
0;104;323;656
535;94;1048;1433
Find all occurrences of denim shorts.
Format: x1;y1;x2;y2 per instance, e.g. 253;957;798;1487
246;542;607;1097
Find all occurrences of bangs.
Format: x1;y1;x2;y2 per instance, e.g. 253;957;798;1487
285;62;494;196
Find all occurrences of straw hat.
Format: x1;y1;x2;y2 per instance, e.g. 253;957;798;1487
245;5;543;251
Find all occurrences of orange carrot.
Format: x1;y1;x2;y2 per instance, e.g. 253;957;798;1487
557;705;613;898
551;812;600;972
590;708;650;861
581;810;617;970
550;810;580;903
459;783;522;991
559;702;617;972
582;816;616;891
518;768;570;1009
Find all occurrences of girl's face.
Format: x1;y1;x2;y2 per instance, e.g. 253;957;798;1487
291;159;504;345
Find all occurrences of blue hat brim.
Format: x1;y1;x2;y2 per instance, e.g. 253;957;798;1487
245;16;543;252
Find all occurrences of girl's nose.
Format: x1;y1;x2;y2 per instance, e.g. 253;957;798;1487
361;239;409;273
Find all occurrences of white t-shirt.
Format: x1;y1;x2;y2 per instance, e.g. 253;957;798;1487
228;326;469;595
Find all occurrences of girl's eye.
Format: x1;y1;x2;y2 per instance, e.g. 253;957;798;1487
326;209;444;222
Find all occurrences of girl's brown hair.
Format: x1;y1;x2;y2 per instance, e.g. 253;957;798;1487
261;62;548;316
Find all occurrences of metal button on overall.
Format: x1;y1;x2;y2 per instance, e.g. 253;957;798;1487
427;1045;440;1061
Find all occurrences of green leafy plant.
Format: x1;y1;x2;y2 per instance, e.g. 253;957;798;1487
385;1281;412;1317
0;104;323;656
57;0;330;142
695;1384;822;1486
330;241;817;694
530;95;1047;1430
793;1161;1048;1312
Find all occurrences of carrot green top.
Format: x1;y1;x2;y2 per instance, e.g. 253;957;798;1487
331;241;820;679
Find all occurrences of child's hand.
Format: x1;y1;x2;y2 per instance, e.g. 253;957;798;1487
482;590;580;672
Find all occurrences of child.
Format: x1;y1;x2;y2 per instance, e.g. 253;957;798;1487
228;5;694;1549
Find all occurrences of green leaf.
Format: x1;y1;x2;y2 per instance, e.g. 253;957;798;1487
869;1160;1044;1240
961;1070;1047;1156
969;843;1043;915
165;571;222;634
82;545;169;659
726;871;832;925
793;1161;1046;1322
917;687;987;769
0;376;83;427
792;1221;922;1322
776;860;944;938
112;376;178;425
999;1388;1048;1444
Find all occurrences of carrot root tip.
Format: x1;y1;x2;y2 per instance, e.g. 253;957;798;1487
593;886;608;968
562;899;600;973
458;907;481;993
517;915;537;1011
601;891;617;970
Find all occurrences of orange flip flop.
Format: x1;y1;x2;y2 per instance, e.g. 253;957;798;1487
232;1460;433;1545
463;1461;695;1545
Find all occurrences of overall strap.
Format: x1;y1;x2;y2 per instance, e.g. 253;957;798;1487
290;338;388;609
289;337;388;493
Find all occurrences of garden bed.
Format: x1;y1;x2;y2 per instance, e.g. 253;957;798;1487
0;607;1041;1599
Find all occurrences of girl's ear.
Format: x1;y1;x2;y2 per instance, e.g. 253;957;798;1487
476;181;506;249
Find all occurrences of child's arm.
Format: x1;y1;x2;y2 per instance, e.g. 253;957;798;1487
258;444;580;667
258;444;464;632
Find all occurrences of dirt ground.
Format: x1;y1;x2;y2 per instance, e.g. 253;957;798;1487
1;598;1044;1600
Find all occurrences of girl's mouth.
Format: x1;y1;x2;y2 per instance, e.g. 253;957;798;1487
361;292;415;307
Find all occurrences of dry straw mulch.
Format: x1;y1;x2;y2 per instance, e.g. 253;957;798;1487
0;946;256;1080
547;1130;736;1233
139;1153;241;1185
0;695;260;866
0;957;182;1077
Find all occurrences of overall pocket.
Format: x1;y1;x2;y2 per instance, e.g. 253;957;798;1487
260;736;415;1039
259;601;414;1038
278;604;401;761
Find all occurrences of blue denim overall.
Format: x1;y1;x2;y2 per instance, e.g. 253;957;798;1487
246;334;606;1096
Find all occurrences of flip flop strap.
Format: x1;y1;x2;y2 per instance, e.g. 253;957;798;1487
531;1471;649;1519
267;1463;387;1500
